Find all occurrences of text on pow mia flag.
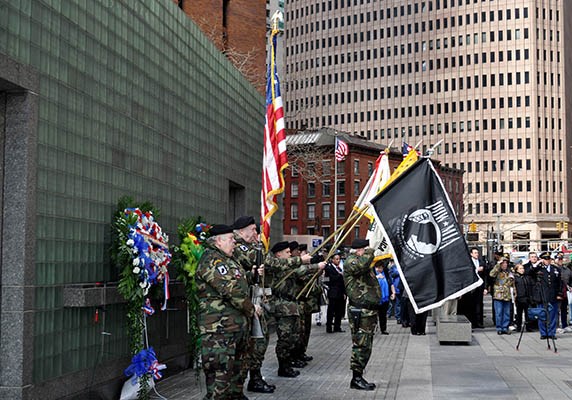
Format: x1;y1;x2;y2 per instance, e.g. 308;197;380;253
369;158;482;313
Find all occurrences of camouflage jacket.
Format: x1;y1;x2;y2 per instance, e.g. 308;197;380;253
489;263;515;302
265;253;319;316
344;248;381;310
195;244;254;334
232;234;264;285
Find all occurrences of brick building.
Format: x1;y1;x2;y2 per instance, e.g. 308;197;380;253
283;128;464;246
176;0;267;93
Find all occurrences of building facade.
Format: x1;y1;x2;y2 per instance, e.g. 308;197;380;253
282;0;572;251
283;128;464;246
178;0;268;93
0;1;263;398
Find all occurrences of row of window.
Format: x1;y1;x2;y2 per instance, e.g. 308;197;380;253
467;180;563;195
460;157;563;174
290;159;374;177
290;72;536;107
288;2;540;24
287;25;540;57
288;33;544;71
467;201;563;216
292;178;366;199
290;202;347;220
445;136;563;154
287;9;537;42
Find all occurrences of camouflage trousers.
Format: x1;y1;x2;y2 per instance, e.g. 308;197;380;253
275;315;300;363
246;314;269;370
201;331;248;400
347;306;378;374
296;304;313;356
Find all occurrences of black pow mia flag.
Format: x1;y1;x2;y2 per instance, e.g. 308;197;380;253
369;158;482;313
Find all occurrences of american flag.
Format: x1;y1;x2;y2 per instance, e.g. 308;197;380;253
402;142;420;158
260;30;288;251
335;137;349;161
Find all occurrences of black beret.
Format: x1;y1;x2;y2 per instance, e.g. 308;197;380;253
232;216;256;230
299;244;308;251
271;241;290;254
209;224;234;236
539;251;551;260
351;238;369;249
289;241;299;251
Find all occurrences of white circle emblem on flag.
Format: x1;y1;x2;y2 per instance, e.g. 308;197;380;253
404;209;442;255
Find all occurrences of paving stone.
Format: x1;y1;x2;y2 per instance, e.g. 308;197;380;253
153;310;572;400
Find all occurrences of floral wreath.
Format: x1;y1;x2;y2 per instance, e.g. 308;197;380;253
171;219;211;370
112;200;171;399
124;208;172;309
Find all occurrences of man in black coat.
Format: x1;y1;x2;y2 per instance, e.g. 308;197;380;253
530;251;562;339
324;251;346;333
459;247;487;328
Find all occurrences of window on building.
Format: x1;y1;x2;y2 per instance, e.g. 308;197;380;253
291;204;298;219
337;180;345;195
322;203;331;219
307;204;316;219
307;182;316;197
291;182;299;197
337;202;346;218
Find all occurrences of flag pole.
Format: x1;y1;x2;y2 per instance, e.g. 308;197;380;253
333;133;338;243
297;206;369;300
425;139;444;157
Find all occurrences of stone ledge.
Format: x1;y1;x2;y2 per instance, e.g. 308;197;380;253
63;282;186;307
437;314;472;343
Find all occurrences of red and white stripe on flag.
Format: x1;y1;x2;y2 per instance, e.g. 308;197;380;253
261;30;288;251
335;137;349;161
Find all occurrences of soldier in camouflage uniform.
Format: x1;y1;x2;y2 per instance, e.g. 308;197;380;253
231;216;275;394
344;238;380;391
264;241;324;377
195;224;262;400
290;242;321;364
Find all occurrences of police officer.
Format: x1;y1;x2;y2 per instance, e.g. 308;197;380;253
344;238;379;391
265;241;324;377
231;216;275;394
195;224;262;400
531;251;562;340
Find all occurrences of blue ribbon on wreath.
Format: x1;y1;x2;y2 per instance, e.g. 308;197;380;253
124;347;166;383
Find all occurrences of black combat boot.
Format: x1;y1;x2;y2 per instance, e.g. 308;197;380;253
247;369;274;393
290;359;307;368
278;361;300;377
350;371;375;391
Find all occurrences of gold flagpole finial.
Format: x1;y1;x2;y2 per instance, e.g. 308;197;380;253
271;10;284;34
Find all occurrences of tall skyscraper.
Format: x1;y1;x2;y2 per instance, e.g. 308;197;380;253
283;0;572;250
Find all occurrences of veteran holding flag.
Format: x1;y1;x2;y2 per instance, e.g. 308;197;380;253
195;224;262;400
344;238;380;391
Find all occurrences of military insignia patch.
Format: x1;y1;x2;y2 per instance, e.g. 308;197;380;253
217;265;228;275
239;244;249;252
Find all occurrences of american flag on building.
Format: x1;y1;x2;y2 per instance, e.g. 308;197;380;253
335;137;349;161
260;29;288;251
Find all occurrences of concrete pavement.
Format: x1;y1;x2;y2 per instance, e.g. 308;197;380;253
153;315;572;399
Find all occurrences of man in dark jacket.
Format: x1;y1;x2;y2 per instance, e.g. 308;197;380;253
531;251;562;340
324;251;346;333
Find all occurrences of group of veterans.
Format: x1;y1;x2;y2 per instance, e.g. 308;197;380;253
195;215;383;399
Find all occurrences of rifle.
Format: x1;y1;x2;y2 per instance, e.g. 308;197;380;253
250;241;266;338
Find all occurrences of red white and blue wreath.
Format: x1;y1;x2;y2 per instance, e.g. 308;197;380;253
125;208;172;310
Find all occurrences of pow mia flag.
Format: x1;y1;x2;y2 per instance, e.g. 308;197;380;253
369;158;482;313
